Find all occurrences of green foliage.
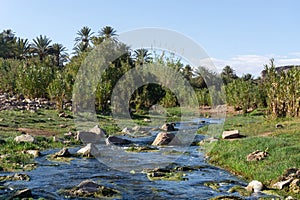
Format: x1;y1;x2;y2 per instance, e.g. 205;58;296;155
1;28;299;121
221;65;238;84
263;59;300;118
0;58;22;93
47;72;69;110
160;89;178;108
16;62;54;98
225;79;263;113
196;88;211;106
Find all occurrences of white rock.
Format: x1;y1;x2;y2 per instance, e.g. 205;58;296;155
77;143;96;157
143;118;151;122
14;134;35;143
25;150;40;157
246;180;263;193
272;178;293;190
122;127;131;134
222;130;240;139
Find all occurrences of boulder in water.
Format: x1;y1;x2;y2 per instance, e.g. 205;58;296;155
245;180;263;193
76;125;107;144
77;143;96;157
53;148;72;158
161;123;176;132
152;132;181;146
105;136;131;146
64;180;120;198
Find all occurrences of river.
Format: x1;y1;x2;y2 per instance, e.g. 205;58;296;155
0;118;274;199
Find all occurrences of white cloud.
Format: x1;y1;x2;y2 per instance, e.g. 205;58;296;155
208;52;300;78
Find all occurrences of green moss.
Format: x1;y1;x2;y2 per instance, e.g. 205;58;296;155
47;155;74;163
126;146;159;153
147;171;188;181
228;185;251;196
204;181;220;191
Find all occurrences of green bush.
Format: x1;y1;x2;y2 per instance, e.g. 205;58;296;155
0;58;22;93
16;62;54;98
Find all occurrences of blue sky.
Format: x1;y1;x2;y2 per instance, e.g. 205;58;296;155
1;0;299;76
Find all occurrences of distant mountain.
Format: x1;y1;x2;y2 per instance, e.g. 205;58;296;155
261;65;300;78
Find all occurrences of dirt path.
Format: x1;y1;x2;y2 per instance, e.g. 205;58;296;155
17;128;58;136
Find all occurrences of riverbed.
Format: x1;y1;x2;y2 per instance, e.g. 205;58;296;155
0;118;274;199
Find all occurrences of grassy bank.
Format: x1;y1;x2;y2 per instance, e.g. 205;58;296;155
204;111;300;198
0;109;72;171
0;107;185;171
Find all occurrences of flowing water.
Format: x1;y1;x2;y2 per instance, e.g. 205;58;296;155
0;118;274;199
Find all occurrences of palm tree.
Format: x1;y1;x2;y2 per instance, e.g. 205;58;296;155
0;29;16;58
32;35;52;61
72;42;87;55
16;38;31;59
99;26;118;41
2;29;15;42
221;65;238;84
134;48;152;66
91;36;104;46
242;73;254;81
182;65;193;81
49;43;68;67
75;26;94;52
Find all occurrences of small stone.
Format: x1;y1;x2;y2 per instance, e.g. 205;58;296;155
152;132;181;146
143;118;151;122
272;178;293;190
14;134;35;143
25;150;41;157
105;136;131;146
246;150;269;161
64;132;74;137
12;173;30;181
246;180;263;193
276;123;284;128
286;196;297;200
67;180;120;197
222;130;240;139
122;127;131;134
161;123;176;132
76;180;100;193
53;148;72;158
